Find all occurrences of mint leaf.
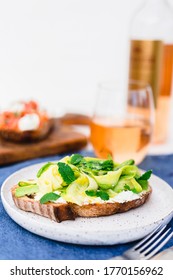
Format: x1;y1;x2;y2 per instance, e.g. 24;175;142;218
124;184;131;191
101;160;114;171
40;192;60;204
137;179;148;190
82;159;114;172
97;191;109;201
70;154;84;165
37;162;53;178
138;170;152;181
124;184;141;193
85;190;97;197
57;162;75;184
85;190;109;201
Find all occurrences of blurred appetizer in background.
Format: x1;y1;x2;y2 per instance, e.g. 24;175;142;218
0;100;53;142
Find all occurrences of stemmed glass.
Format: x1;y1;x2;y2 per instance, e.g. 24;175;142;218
90;81;154;164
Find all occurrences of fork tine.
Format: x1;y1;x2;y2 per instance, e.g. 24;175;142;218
142;228;171;255
136;225;168;252
133;225;166;250
143;231;173;260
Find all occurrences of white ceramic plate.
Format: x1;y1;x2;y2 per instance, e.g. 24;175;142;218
1;163;173;245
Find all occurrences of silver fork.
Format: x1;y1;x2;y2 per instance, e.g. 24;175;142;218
111;225;173;260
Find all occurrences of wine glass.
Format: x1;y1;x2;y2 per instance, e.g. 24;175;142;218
90;81;154;164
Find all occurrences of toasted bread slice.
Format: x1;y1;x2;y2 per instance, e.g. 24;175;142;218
0;119;53;142
11;186;76;222
11;185;152;222
69;186;151;217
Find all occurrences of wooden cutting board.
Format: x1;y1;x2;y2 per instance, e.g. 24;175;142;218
0;118;88;165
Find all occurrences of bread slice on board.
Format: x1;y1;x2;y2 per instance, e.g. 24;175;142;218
0;119;53;143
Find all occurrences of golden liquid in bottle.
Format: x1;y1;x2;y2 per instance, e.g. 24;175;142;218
154;44;173;143
90;117;151;164
129;41;173;143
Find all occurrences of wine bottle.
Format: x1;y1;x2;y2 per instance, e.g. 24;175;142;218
129;0;173;143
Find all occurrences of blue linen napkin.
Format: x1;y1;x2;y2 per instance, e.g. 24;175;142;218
0;151;172;260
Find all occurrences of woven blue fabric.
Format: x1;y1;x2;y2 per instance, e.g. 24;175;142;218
0;151;172;260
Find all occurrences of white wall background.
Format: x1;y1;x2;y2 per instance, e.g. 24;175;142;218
0;0;172;116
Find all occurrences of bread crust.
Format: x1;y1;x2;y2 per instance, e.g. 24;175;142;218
11;185;152;222
11;186;76;222
0;119;53;143
69;187;151;217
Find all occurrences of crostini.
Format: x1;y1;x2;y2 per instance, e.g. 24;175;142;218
11;155;152;222
0;100;53;142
